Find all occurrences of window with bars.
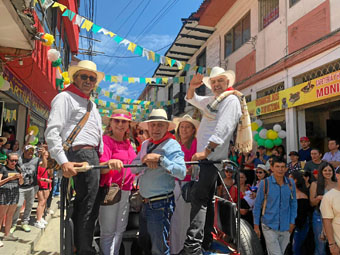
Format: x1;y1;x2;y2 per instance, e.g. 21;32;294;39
259;0;279;30
289;0;300;7
224;12;251;58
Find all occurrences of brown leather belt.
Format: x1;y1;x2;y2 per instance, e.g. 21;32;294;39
71;145;95;151
143;192;174;204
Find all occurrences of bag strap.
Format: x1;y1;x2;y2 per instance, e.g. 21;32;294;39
261;178;269;216
63;101;93;151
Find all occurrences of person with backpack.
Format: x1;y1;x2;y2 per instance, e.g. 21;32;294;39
253;157;297;255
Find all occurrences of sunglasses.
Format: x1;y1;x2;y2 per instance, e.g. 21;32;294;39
113;119;128;124
256;171;264;174
138;130;144;135
79;74;97;82
9;159;18;163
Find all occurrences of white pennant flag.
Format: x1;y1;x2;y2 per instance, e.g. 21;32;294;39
74;15;85;27
117;76;122;83
142;49;150;60
120;39;130;46
134;77;140;83
160;56;166;64
42;0;54;9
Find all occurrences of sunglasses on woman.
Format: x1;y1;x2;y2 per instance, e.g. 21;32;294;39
9;159;18;163
256;171;264;174
113;119;128;124
79;74;97;82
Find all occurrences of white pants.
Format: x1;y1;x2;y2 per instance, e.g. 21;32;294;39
262;223;290;255
99;190;130;255
170;180;192;254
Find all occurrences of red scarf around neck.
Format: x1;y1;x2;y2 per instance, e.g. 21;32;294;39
225;87;234;92
149;131;175;145
64;84;90;100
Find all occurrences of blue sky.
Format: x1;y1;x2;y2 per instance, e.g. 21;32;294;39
77;0;203;101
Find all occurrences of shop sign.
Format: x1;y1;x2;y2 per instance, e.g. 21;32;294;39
3;69;49;119
247;70;340;116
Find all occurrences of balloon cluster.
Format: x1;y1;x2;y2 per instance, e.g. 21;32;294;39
26;126;39;145
251;120;286;149
42;33;55;46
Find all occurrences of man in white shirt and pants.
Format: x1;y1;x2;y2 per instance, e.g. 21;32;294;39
180;67;242;255
45;60;104;255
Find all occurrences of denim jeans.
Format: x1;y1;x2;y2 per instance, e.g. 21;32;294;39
139;196;175;255
12;186;35;225
52;171;61;196
312;210;326;255
262;223;290;255
293;218;309;255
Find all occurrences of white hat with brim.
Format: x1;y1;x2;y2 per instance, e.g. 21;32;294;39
139;109;176;131
173;114;200;130
68;60;105;86
102;109;134;126
202;66;235;90
0;137;7;144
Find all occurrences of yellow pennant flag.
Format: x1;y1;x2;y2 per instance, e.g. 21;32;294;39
111;76;118;83
104;91;110;97
133;105;137;110
179;77;185;83
13;110;17;121
127;42;137;52
149;51;155;62
110;102;115;109
128;77;135;83
162;78;168;84
126;99;132;103
98;100;105;106
193;66;198;71
165;57;172;66
136;100;141;104
146;78;151;83
106;32;115;37
122;105;127;110
52;2;60;8
207;68;212;75
81;19;94;31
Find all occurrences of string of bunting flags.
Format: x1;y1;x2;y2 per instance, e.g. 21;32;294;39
50;2;211;74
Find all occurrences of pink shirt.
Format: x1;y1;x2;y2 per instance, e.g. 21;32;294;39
99;135;137;191
180;138;197;182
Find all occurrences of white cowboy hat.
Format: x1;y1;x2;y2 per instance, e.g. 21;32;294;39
0;137;7;144
102;109;134;126
202;66;235;90
139;109;176;131
173;114;200;130
68;60;105;86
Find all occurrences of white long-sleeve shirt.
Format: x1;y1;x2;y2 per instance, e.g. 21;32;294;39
45;91;103;165
186;93;242;161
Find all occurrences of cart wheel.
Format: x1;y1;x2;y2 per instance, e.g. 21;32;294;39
238;219;263;255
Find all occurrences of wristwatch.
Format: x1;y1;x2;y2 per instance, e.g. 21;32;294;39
159;155;164;164
206;144;215;152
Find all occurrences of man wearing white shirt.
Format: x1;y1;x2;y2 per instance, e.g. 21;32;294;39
322;139;340;168
45;60;104;255
180;67;242;255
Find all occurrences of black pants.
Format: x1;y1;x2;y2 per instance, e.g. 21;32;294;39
67;148;100;255
181;162;218;255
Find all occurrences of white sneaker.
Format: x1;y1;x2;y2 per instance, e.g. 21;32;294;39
41;218;48;225
34;221;46;229
48;209;54;215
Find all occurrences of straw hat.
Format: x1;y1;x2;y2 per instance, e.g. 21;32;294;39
173;114;200;130
102;109;133;125
202;66;235;90
139;109;176;131
68;60;105;86
0;137;7;144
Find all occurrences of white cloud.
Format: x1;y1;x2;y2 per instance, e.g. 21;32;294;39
108;83;128;96
133;34;175;52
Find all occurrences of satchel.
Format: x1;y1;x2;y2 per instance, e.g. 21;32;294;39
101;168;126;206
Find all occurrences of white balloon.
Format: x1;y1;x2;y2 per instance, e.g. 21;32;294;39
252;131;258;136
278;130;286;139
255;119;263;127
47;49;60;62
273;124;282;132
259;129;268;139
0;79;10;91
25;135;35;143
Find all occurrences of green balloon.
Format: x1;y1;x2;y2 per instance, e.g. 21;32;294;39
265;139;274;149
273;137;282;146
257;126;264;132
30;137;39;145
257;138;265;146
0;153;7;161
254;134;260;141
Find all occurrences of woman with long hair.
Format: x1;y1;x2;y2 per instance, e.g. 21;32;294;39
131;123;150;153
253;164;269;188
0;153;23;246
217;166;238;202
170;115;199;255
310;162;337;255
290;171;312;255
99;109;137;255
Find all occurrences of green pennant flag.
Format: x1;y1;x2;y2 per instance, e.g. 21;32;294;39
155;54;160;63
109;92;114;98
105;75;111;82
198;66;203;74
62;9;69;17
92;24;102;33
113;36;123;44
106;101;110;107
94;99;99;104
170;59;176;67
140;77;146;84
123;77;128;82
96;87;102;93
156;78;162;84
134;46;143;56
117;104;122;109
184;64;191;71
173;77;179;83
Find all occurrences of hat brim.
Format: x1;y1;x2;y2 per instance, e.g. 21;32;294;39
139;120;176;131
0;137;7;144
173;117;200;130
102;115;134;126
68;66;105;86
202;70;235;89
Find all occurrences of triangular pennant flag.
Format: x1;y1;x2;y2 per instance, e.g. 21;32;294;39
96;87;102;93
105;75;111;82
207;68;212;75
134;46;143;56
184;64;191;71
176;61;183;70
109;92;114;98
155;53;160;63
145;78;151;84
104;91;110;97
120;39;130;46
134;77;140;83
117;76;123;83
111;76;118;83
58;3;67;12
106;101;111;108
198;66;203;74
52;2;60;8
116;96;121;101
127;42;136;53
113;36;123;44
74;15;84;27
81;19;94;31
128;77;135;83
140;77;146;84
179;77;185;83
62;9;69;17
173;77;179;83
92;24;102;33
42;0;54;9
162;78;168;84
165;57;172;66
98;28;115;37
68;11;76;21
142;49;150;60
149;51;155;62
170;59;176;67
193;66;198;72
151;78;156;83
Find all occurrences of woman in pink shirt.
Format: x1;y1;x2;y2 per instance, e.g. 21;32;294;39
170;115;200;255
99;110;136;255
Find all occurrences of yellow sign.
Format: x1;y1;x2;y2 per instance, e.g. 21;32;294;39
247;70;340;116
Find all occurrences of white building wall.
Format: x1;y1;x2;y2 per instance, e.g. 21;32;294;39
329;0;340;31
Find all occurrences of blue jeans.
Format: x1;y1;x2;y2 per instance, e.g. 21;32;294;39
52;172;61;196
312;210;326;255
139;196;175;255
293;218;309;255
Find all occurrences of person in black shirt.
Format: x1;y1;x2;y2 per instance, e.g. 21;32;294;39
298;137;312;162
0;153;23;245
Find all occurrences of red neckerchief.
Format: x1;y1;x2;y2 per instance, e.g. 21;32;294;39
64;84;90;100
225;87;234;92
149;131;175;145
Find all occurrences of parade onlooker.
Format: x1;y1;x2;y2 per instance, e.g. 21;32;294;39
287;151;302;176
310;162;337;255
320;166;340;255
239;152;255;185
11;145;40;233
298;137;312;162
276;145;287;161
322;139;340;169
253;157;297;255
304;148;324;174
253;164;269;188
11;140;21;156
290;171;312;255
253;145;269;168
271;148;280;157
131;123;150;153
228;142;239;166
0;153;23;246
170;114;199;255
217;166;237;202
238;171;254;226
132;109;186;255
98;110;136;255
35;150;51;229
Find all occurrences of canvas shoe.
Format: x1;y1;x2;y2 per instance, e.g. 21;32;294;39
41;218;48;225
3;234;18;241
21;224;31;232
9;225;16;234
0;240;3;247
34;221;45;229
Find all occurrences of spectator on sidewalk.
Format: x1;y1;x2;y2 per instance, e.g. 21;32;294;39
287;151;302;176
253;157;297;255
253;164;269;188
0;153;23;246
304;148;324;174
322;139;340;169
298;137;312;162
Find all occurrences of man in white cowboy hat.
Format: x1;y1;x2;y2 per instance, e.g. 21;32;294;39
180;67;243;255
45;60;105;254
131;108;186;255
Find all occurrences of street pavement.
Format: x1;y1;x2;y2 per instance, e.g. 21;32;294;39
0;197;60;255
